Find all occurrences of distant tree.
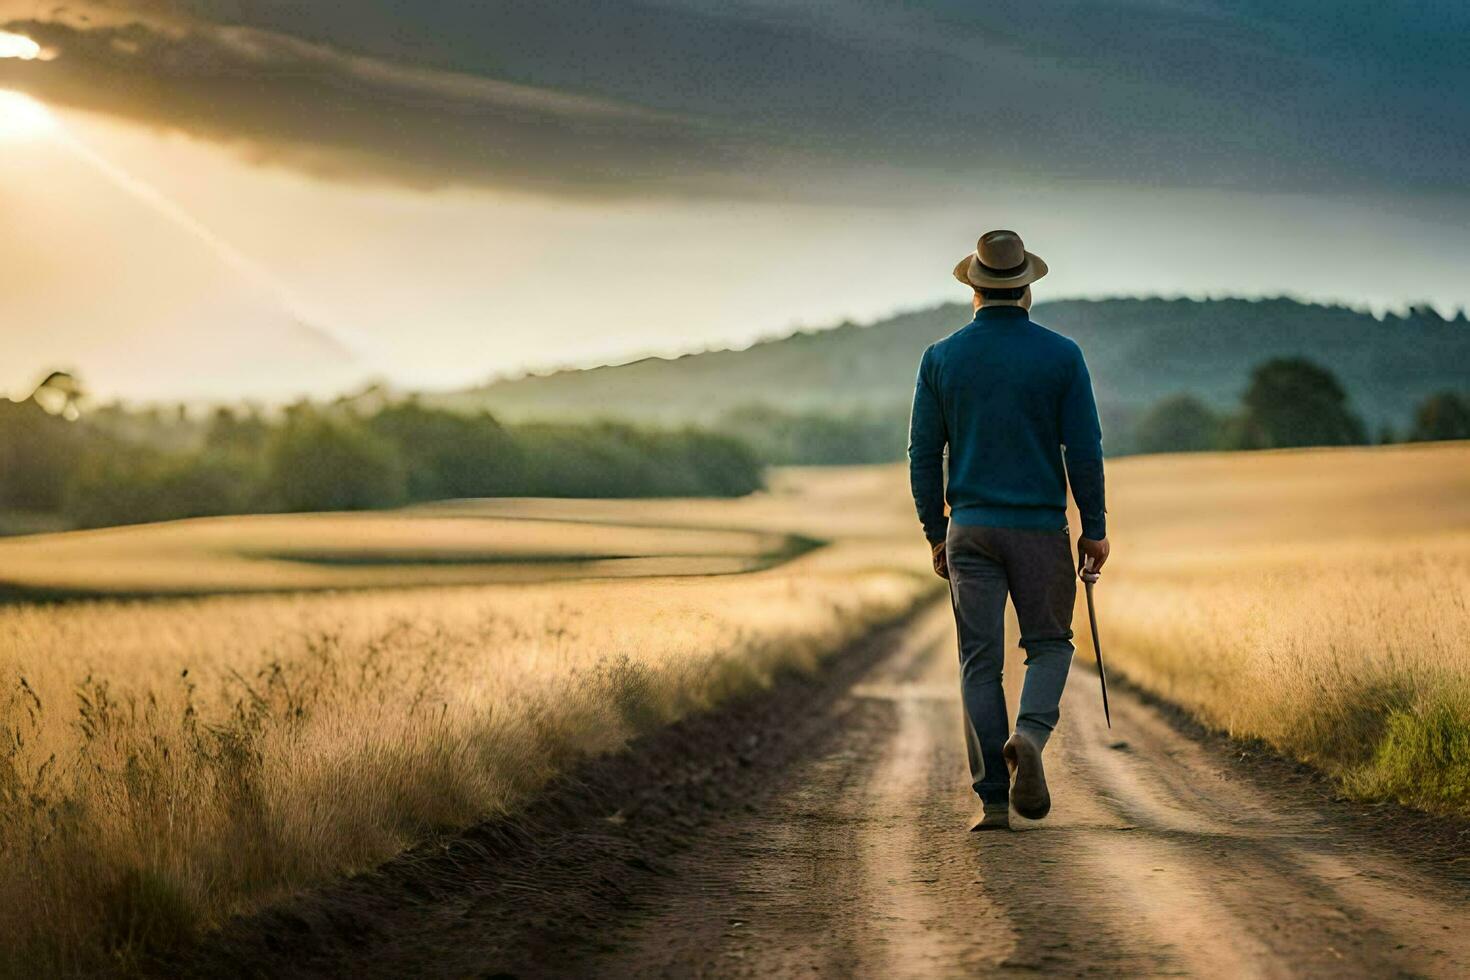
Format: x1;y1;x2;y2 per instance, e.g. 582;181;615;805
718;404;906;465
673;429;765;496
1227;358;1366;449
63;442;258;528
205;406;272;458
1409;392;1470;442
62;443;168;528
265;408;407;512
521;422;673;497
366;402;527;500
1133;395;1221;454
517;420;762;498
0;397;80;511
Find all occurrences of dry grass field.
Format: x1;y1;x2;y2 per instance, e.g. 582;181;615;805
1090;441;1470;815
0;471;932;974
0;512;810;599
2;447;1467;972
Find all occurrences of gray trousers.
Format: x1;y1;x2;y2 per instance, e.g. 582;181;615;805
946;523;1077;805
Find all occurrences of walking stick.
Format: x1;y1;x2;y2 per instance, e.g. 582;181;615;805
1081;557;1112;729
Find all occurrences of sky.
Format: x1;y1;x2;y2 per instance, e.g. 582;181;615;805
1;1;1468;403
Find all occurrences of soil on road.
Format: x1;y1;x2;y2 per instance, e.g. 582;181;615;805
587;604;1470;978
188;601;1470;979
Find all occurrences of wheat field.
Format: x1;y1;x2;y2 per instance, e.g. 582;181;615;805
1087;441;1470;814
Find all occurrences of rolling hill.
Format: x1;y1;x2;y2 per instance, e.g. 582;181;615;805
440;297;1470;439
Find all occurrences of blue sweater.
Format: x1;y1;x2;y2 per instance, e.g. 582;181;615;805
908;305;1106;544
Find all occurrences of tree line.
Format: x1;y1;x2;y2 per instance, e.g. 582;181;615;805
717;404;907;465
1131;358;1470;454
0;381;763;529
716;357;1470;460
3;358;1466;532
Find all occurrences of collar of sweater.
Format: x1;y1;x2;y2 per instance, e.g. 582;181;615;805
973;305;1029;321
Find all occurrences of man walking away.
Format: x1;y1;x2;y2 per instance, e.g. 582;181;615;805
908;230;1110;832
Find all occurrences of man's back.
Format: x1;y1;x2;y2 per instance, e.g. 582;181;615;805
908;305;1106;545
914;229;1110;832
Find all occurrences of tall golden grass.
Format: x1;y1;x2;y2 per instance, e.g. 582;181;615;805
1;564;928;973
5;446;1466;972
0;470;934;974
1085;442;1470;815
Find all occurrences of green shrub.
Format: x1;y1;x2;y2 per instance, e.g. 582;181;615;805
63;445;259;529
1351;694;1470;812
1227;357;1367;449
718;404;906;465
265;409;409;512
1133;394;1222;454
367;401;528;500
0;398;80;512
1409;391;1470;442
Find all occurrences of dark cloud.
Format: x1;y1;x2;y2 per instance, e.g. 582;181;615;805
0;17;749;196
2;1;1467;199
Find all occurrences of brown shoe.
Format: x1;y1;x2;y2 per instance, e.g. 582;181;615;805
970;802;1011;832
1003;732;1051;820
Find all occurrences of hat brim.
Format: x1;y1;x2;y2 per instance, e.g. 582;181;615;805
952;251;1049;289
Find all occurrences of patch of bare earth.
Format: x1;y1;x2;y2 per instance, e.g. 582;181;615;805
176;601;1470;979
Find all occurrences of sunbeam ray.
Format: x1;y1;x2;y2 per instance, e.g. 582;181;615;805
1;84;372;364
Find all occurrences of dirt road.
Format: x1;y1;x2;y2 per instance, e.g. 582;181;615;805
190;601;1469;979
582;603;1470;979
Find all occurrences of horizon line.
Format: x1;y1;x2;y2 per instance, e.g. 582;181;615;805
460;289;1467;393
12;290;1466;411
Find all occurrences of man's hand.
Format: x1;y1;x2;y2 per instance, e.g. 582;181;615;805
1078;536;1110;582
931;540;949;580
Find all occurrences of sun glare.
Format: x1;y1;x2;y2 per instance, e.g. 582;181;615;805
0;30;43;60
0;89;54;140
0;30;41;60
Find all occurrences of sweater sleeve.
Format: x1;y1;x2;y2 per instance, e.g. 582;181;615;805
1060;346;1107;540
907;346;949;544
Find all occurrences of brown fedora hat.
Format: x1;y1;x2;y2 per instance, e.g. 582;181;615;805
952;229;1049;290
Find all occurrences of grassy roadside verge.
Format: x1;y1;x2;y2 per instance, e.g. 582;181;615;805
1092;553;1470;815
1088;444;1470;819
0;562;936;976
